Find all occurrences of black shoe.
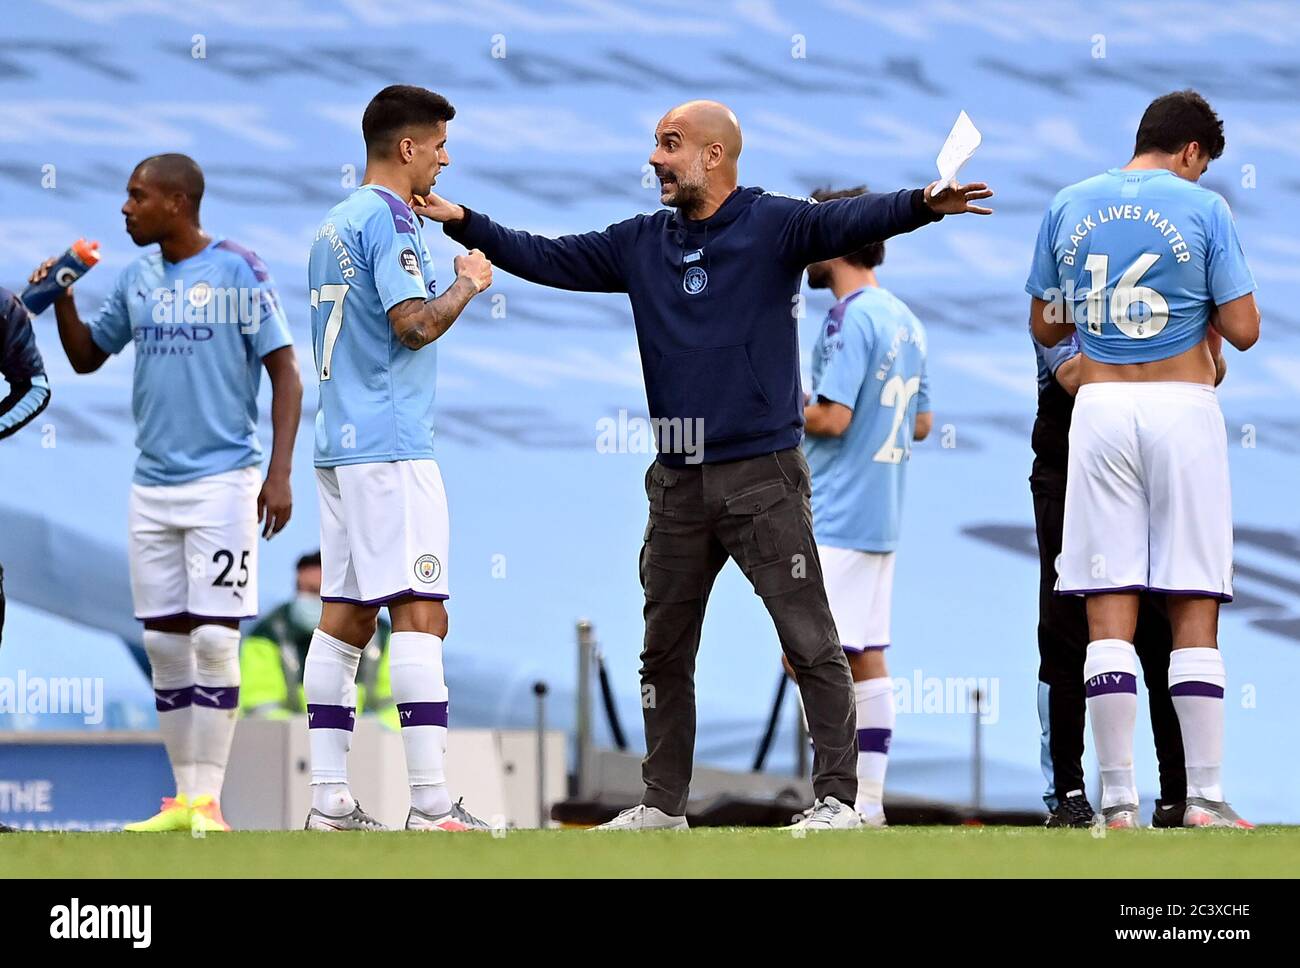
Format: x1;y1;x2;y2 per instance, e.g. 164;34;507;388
0;822;16;833
1046;792;1096;828
1152;799;1186;829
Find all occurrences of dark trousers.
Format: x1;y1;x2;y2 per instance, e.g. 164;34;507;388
1033;490;1187;806
638;448;855;815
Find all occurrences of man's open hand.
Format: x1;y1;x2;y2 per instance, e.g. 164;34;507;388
924;181;994;216
412;191;465;224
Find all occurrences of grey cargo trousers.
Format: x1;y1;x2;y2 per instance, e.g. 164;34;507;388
637;446;856;816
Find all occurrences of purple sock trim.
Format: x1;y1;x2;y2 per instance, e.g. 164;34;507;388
1170;680;1225;699
307;704;356;731
857;727;892;754
191;685;240;710
397;701;449;728
154;686;194;711
1086;671;1138;698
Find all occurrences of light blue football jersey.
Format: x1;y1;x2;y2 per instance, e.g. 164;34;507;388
1026;168;1255;364
308;185;439;467
803;286;930;553
88;238;293;486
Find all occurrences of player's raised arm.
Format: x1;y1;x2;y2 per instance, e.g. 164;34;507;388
28;256;110;373
773;181;993;267
417;192;629;294
386;248;492;350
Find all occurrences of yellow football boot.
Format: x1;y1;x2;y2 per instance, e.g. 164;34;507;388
123;795;192;832
189;795;232;833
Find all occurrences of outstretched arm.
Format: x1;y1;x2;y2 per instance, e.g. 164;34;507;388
416;192;628;294
776;181;993;266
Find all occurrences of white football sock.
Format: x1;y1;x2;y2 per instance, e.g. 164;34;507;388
390;631;452;816
1084;638;1139;809
1169;647;1226;802
143;629;196;798
305;628;360;814
190;624;242;801
853;677;894;818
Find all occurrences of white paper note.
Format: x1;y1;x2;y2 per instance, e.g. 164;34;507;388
932;110;982;197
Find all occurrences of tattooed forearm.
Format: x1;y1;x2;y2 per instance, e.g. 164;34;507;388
387;275;479;351
396;319;435;349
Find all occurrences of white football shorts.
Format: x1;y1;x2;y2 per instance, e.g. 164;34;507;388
1056;381;1233;600
128;465;261;621
818;544;896;651
316;458;450;605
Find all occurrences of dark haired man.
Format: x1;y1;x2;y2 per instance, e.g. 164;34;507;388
800;186;931;827
304;85;494;832
416;99;992;830
30;152;303;834
1029;90;1259;828
1031;330;1190;829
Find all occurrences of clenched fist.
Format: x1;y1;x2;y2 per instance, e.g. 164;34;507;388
455;249;493;294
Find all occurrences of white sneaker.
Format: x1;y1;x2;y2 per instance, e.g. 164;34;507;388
790;796;862;831
1184;797;1254;829
592;804;689;830
406;798;493;832
304;802;388;831
858;810;888;828
1101;802;1140;829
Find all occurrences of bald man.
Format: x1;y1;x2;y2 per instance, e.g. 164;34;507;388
419;100;993;830
31;153;303;834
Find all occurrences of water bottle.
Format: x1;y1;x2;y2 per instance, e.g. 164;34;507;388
21;239;101;315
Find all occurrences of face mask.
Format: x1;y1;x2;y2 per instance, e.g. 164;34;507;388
289;593;323;631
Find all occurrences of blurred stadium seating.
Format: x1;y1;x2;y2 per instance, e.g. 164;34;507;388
1;0;1298;822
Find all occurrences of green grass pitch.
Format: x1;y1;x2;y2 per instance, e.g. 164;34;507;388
2;826;1297;878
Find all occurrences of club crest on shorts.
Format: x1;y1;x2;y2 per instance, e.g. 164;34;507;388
414;554;442;584
399;248;421;276
683;266;707;295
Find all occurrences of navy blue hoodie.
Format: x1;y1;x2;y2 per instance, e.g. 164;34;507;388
445;186;941;465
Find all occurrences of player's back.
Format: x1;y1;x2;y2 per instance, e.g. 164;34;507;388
308;185;440;468
1030;168;1251;365
805;287;929;554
